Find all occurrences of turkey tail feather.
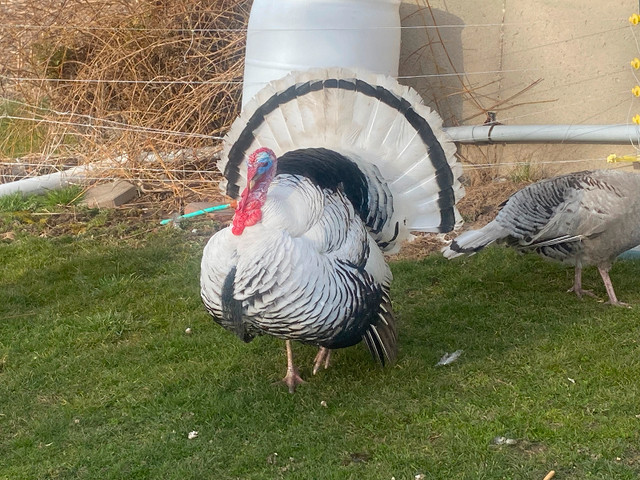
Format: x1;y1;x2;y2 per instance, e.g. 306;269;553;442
363;289;397;366
442;222;508;259
220;68;464;252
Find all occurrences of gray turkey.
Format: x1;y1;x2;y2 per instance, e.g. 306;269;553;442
200;68;464;392
442;169;640;306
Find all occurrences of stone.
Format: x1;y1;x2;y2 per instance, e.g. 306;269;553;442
83;180;138;208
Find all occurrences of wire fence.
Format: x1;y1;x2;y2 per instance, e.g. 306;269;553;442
0;0;637;198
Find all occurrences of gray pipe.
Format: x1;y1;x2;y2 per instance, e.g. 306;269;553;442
0;149;213;198
444;124;640;145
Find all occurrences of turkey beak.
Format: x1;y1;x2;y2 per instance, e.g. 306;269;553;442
248;169;264;191
245;167;257;193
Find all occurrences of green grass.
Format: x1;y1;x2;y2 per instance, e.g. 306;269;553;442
0;185;83;212
2;212;640;479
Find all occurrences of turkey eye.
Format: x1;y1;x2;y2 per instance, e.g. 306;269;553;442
257;161;271;175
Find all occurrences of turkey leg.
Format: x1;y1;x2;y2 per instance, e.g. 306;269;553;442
598;265;630;307
282;340;305;393
567;265;596;299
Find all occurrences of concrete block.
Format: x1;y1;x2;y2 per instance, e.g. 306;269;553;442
83;180;138;208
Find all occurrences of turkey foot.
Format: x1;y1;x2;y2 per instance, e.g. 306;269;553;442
313;347;332;375
282;366;305;393
568;266;597;299
567;285;597;299
604;299;631;308
598;266;631;308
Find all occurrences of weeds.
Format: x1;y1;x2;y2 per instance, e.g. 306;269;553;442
0;100;46;158
0;185;83;212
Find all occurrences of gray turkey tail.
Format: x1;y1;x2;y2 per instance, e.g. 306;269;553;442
442;221;509;259
363;287;397;366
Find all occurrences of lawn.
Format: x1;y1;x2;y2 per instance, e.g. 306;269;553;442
2;198;640;479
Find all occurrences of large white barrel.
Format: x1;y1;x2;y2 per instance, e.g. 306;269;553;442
242;0;401;107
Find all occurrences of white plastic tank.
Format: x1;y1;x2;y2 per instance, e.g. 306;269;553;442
242;0;401;107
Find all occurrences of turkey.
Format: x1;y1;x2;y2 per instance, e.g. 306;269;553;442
201;68;464;392
442;169;640;306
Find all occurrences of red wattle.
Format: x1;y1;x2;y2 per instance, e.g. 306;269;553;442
232;205;263;236
232;215;246;235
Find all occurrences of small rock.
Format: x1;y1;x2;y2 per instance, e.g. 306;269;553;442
83;180;138;208
185;327;192;335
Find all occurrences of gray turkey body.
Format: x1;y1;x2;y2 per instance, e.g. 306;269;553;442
443;169;640;305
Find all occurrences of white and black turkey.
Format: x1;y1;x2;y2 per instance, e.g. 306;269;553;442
201;68;464;391
442;169;640;306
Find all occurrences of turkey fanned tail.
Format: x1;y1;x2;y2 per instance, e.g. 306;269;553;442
220;67;465;253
